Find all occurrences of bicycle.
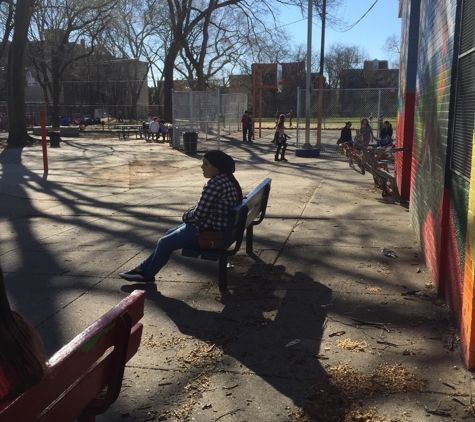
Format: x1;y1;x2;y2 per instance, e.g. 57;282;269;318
343;142;407;200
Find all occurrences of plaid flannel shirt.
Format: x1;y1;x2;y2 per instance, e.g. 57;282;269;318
182;173;240;231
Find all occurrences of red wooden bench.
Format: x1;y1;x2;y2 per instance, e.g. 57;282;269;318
0;290;146;422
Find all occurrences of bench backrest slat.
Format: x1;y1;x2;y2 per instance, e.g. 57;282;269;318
38;323;143;422
224;178;271;251
0;290;145;422
242;181;271;229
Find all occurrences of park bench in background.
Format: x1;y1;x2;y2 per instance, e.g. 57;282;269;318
0;290;146;422
182;178;272;291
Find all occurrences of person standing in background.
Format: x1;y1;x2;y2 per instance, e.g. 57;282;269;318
274;114;288;162
241;111;248;142
287;108;293;127
247;111;254;142
368;114;374;129
359;118;374;147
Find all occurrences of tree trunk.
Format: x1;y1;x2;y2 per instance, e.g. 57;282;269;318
163;43;181;123
51;70;62;129
7;0;35;146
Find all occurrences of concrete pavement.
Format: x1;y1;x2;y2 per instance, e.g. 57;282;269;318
0;131;474;422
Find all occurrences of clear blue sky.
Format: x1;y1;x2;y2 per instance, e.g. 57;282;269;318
277;0;401;65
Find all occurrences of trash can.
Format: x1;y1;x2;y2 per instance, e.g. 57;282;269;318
48;130;61;147
183;131;198;154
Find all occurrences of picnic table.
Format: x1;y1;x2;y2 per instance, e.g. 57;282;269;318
114;125;143;140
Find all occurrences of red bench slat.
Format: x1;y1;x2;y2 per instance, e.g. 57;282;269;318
0;290;145;422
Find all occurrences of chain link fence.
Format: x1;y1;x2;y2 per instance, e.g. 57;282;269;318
295;87;398;157
24;103;153;128
172;89;248;150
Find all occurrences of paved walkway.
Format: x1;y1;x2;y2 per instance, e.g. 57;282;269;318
0;131;473;422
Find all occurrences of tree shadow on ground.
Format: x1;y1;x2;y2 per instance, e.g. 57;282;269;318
122;265;334;419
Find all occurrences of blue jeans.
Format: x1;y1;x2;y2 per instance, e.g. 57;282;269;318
138;223;199;279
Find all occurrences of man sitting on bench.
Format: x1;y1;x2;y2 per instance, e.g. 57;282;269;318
119;150;243;283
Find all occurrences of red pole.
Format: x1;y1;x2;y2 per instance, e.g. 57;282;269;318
40;110;48;174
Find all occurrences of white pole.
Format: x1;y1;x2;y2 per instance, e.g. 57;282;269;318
296;87;300;147
303;0;312;149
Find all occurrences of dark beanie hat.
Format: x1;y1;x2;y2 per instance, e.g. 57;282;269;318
204;150;235;174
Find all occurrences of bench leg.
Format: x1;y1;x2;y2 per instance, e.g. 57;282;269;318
219;254;228;291
246;225;254;255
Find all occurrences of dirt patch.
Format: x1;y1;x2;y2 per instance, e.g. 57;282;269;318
141;333;234;422
290;364;425;422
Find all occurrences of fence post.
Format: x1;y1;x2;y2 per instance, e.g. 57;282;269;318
39;110;48;177
189;90;193;131
377;88;381;119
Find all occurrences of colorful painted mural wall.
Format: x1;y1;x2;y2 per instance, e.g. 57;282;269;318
402;0;475;367
464;135;475;368
395;0;416;201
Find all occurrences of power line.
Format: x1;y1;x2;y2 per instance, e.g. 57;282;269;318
336;0;380;33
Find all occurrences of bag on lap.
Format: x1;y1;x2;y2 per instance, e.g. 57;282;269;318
198;231;224;250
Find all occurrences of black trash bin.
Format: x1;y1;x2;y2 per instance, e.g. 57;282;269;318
183;131;198;154
48;130;61;147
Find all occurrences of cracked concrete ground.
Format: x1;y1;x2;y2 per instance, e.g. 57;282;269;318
0;129;474;422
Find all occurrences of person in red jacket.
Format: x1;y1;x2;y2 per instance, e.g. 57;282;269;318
0;266;47;400
241;110;248;142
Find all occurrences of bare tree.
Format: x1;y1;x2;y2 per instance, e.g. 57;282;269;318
178;6;269;91
324;42;367;88
159;0;296;122
28;0;117;128
291;0;347;29
6;0;35;146
382;34;400;69
0;0;14;60
0;0;14;103
102;0;167;118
